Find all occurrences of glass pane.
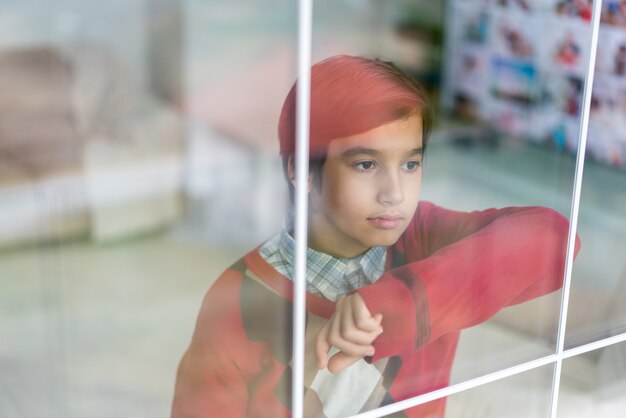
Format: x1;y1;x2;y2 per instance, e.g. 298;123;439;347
447;365;554;418
1;0;296;417
0;189;65;417
303;0;589;415
377;364;554;418
423;0;591;378
564;3;626;349
172;0;297;417
557;341;626;417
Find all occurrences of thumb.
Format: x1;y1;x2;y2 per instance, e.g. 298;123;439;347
327;352;362;374
315;325;331;369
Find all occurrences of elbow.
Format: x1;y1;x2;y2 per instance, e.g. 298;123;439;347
538;207;582;259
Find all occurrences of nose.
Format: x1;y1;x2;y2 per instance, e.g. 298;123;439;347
377;169;404;206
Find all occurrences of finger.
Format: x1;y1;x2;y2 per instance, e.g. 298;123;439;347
340;297;354;336
350;296;382;332
329;305;343;348
338;326;382;345
339;301;375;344
373;313;384;332
329;301;373;355
327;352;363;374
315;325;331;369
327;329;375;357
339;302;382;345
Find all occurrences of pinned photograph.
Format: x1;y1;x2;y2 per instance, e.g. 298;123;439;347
494;15;538;59
544;74;584;117
554;0;593;21
453;48;490;98
490;56;539;105
496;0;534;12
541;19;591;74
594;27;626;76
601;0;626;26
458;9;491;44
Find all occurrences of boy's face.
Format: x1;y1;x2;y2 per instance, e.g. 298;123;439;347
307;116;423;258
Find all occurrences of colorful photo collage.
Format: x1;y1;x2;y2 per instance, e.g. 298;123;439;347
446;0;626;169
591;7;626;167
601;1;626;26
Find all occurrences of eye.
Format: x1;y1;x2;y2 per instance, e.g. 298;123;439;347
354;161;376;172
402;160;422;171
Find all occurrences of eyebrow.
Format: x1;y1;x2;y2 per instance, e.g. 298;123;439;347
340;146;423;158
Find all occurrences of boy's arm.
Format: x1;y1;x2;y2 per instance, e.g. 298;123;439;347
171;271;259;418
358;203;580;361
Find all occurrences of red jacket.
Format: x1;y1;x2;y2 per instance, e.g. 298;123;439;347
172;202;578;417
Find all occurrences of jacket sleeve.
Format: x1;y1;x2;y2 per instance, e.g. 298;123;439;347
358;202;581;361
171;271;259;418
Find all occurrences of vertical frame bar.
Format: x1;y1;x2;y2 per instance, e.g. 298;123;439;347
292;0;313;417
549;0;604;417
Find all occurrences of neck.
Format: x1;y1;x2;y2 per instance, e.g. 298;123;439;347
306;226;369;259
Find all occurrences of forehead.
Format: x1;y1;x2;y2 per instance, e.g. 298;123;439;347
326;116;423;157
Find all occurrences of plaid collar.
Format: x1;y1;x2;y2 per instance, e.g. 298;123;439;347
259;230;387;301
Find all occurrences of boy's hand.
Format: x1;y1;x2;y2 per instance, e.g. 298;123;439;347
315;293;383;373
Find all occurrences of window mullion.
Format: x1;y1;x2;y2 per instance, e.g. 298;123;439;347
548;1;604;417
292;0;313;417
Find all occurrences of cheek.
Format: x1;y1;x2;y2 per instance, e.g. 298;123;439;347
403;176;423;209
410;180;423;201
410;172;423;195
323;177;369;219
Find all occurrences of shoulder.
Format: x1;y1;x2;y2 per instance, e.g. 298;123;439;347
404;201;457;229
205;246;280;309
201;248;294;362
394;201;488;262
398;200;459;241
391;201;443;263
413;200;467;221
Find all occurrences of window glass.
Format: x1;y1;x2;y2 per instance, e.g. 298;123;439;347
5;1;624;417
305;0;589;415
446;365;554;418
557;341;626;417
423;0;591;379
564;158;626;349
0;189;62;416
365;364;554;418
564;1;626;349
0;0;297;416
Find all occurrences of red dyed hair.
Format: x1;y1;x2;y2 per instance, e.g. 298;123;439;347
278;55;432;158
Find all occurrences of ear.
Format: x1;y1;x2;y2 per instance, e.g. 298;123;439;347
287;155;313;192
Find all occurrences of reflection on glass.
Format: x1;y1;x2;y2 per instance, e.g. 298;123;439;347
558;342;626;417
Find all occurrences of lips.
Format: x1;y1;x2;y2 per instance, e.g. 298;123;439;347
367;214;404;230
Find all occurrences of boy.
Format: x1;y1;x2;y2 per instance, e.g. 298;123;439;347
172;55;578;417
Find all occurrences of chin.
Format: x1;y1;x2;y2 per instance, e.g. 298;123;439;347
367;231;403;247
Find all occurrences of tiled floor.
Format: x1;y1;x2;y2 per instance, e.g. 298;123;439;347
0;230;247;418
